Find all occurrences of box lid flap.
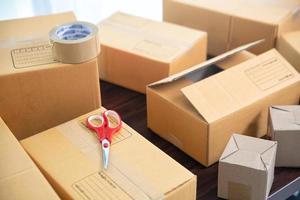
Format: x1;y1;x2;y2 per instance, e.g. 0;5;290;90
220;134;277;170
149;40;263;87
181;50;300;123
270;106;300;129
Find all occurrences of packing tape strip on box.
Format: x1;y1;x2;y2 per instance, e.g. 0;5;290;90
49;21;100;64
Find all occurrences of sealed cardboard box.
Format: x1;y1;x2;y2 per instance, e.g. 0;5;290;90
218;134;277;200
147;48;300;166
0;12;101;140
268;105;300;167
163;0;300;56
276;31;300;72
98;12;207;93
21;107;197;200
0;117;59;200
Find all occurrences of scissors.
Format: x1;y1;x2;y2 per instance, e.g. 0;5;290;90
86;110;122;169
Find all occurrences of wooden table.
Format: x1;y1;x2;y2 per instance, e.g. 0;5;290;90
100;80;300;200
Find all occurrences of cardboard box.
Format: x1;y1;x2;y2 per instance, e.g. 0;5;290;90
163;0;300;56
0;117;59;200
98;12;207;93
218;134;277;200
276;31;300;72
268;105;300;167
0;12;101;140
21;107;197;200
147;48;300;166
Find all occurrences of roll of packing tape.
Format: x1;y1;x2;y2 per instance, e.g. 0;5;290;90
49;21;100;64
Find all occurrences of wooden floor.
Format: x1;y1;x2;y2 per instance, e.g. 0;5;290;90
100;80;300;200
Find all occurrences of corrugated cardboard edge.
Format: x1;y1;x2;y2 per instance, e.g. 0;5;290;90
148;39;264;87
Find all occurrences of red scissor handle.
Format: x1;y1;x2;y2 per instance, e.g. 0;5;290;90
86;110;122;143
86;114;106;141
103;110;122;142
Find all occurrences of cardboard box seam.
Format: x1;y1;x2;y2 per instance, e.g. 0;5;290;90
164;175;196;197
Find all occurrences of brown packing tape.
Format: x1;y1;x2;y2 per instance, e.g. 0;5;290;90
50;21;100;64
57;115;165;200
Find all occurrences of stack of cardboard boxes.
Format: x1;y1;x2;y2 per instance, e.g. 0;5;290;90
0;0;300;199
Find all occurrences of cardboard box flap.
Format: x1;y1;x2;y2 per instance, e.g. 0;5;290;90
271;106;300;128
220;134;277;170
98;12;205;62
149;39;263;87
0;12;76;41
181;50;300;123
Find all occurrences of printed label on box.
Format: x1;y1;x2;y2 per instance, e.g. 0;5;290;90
11;43;56;69
245;57;294;90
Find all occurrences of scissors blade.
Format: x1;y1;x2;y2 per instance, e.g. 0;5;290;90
101;139;110;169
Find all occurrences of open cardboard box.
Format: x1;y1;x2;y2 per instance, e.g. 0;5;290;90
147;41;300;166
269;105;300;167
0;12;101;140
98;12;207;93
277;31;300;72
0;117;59;200
218;134;277;200
21;107;197;200
163;0;300;56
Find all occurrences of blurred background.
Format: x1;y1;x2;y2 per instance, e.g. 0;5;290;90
0;0;162;23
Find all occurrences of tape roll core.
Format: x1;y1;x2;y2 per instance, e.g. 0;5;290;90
49;21;100;64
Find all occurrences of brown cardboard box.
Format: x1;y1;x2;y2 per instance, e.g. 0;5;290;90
98;12;207;93
163;0;300;56
21;107;197;200
0;117;59;200
268;105;300;167
0;12;101;140
218;134;277;200
147;48;300;167
276;31;300;72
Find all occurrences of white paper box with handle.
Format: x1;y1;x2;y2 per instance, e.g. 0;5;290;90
269;105;300;167
218;134;277;200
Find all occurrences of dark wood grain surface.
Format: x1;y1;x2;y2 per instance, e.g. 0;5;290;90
100;80;300;200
